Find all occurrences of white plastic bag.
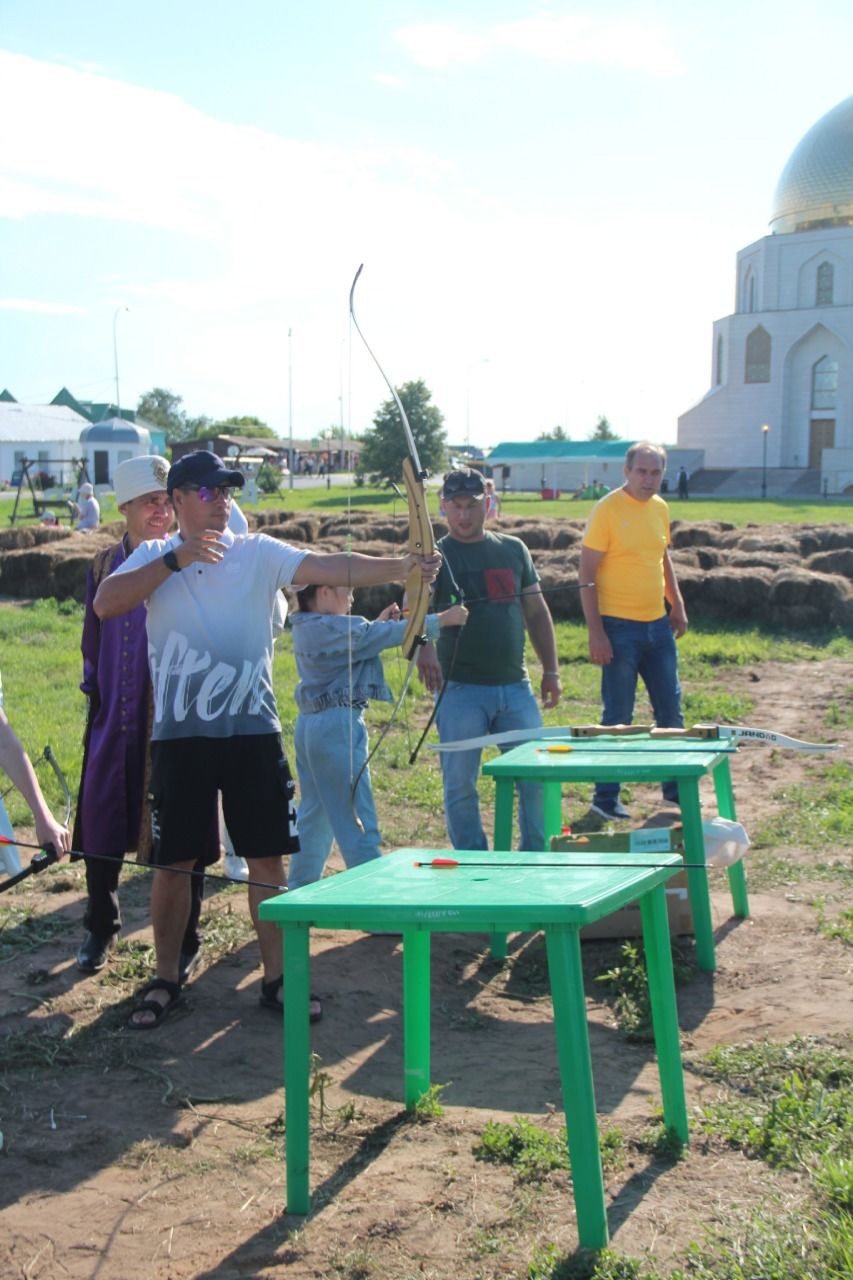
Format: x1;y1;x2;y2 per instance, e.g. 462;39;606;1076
702;817;751;867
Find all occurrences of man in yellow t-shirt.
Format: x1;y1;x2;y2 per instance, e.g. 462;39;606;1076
578;442;688;820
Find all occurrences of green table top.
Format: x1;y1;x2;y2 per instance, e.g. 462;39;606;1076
482;738;731;782
259;848;683;932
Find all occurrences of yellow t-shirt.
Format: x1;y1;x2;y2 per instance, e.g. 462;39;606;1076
582;489;670;621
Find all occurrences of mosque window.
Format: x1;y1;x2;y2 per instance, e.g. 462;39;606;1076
745;327;771;383
715;335;724;385
741;267;756;313
816;262;834;305
811;355;838;410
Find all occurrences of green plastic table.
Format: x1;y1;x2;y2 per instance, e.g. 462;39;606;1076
482;735;750;972
260;847;688;1249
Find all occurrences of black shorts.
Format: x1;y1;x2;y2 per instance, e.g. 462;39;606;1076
149;734;300;867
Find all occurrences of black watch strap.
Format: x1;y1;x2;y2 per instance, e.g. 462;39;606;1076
163;550;181;573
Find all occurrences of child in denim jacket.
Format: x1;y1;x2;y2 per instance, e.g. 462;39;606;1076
288;585;467;888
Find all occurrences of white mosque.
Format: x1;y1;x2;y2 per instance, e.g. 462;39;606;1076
678;96;853;495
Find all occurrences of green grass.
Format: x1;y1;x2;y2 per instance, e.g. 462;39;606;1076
527;1037;853;1280
473;1116;625;1184
752;760;853;848
411;1081;448;1122
6;483;852;529
813;899;853;945
595;939;695;1042
0;602;848;857
697;1036;853;1172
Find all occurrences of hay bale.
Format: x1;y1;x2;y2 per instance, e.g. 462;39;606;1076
728;550;801;572
737;534;801;556
0;550;60;599
552;526;582;549
797;524;853;555
805;547;853;577
669;523;727;549
0;527;37;550
536;571;584;621
261;522;313;543
768;568;852;628
681;567;774;621
513;524;557;550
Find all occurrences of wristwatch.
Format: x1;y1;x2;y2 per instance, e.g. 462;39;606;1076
162;550;181;573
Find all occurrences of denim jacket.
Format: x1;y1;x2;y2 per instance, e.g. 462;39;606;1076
292;611;440;715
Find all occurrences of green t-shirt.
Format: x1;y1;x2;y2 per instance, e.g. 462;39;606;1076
433;532;539;685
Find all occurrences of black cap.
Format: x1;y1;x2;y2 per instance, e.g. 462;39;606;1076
167;451;246;495
441;467;485;499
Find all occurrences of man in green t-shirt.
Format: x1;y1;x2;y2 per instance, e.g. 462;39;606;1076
417;468;562;850
579;442;688;821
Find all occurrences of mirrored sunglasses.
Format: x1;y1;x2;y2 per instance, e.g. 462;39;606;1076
181;483;234;502
442;472;484;498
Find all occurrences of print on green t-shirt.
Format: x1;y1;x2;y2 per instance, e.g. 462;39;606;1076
433;532;538;685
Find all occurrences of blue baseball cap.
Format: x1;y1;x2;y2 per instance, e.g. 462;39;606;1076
167;450;245;495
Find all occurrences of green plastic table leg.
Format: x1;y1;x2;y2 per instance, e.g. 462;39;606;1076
493;778;514;851
713;760;750;918
283;922;311;1215
545;924;609;1250
679;780;716;972
639;885;689;1144
403;929;431;1108
543;781;563;846
490;780;515;960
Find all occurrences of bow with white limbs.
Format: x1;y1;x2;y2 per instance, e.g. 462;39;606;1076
430;722;841;754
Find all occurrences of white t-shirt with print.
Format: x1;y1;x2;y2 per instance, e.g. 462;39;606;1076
115;529;306;741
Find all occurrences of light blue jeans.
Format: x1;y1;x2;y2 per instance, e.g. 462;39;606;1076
595;615;683;806
436;679;545;851
289;707;382;890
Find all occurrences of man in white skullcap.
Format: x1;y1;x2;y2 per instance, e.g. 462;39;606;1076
76;481;100;531
73;456;218;975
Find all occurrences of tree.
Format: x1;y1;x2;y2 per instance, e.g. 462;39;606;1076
136;388;187;438
588;414;620;442
359;379;447;485
219;415;280;440
135;393;282;445
537;425;568;441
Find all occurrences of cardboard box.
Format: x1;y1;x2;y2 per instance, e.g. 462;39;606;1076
550;827;693;939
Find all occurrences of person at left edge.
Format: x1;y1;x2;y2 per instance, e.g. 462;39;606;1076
95;450;441;1029
72;455;219;977
0;671;71;877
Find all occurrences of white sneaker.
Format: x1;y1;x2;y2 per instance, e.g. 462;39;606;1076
224;852;249;882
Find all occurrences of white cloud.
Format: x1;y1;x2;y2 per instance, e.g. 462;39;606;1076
395;14;685;76
0;297;85;314
394;23;490;70
370;73;405;88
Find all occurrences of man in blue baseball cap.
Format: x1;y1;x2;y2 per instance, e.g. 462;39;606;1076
94;450;441;1029
165;450;246;495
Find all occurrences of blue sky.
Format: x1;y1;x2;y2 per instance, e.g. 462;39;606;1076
2;1;853;448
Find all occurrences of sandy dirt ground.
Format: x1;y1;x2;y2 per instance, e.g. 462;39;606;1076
1;659;850;1280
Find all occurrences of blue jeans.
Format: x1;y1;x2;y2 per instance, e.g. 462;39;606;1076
436;680;545;851
595;616;683;806
289;707;382;890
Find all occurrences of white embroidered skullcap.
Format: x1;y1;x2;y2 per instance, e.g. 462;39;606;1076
113;455;170;506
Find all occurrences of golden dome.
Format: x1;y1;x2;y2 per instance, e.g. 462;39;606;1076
770;96;853;234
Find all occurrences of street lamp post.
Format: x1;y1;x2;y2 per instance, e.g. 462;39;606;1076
112;306;129;420
761;423;770;499
288;327;294;491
